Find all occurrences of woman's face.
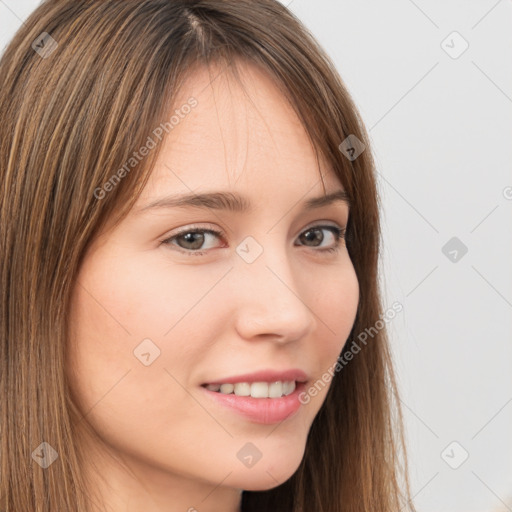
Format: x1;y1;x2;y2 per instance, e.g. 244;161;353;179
68;61;359;508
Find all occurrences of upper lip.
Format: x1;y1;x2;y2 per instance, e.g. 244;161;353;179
202;369;309;386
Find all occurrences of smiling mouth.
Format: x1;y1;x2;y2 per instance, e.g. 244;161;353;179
201;380;297;399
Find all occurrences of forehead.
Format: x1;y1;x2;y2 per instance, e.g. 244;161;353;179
141;60;342;198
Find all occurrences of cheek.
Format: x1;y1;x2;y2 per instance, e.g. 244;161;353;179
66;249;231;414
100;250;234;338
69;247;224;354
299;260;359;406
66;261;205;461
312;259;360;348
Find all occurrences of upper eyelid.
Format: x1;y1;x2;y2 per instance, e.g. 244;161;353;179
166;220;345;238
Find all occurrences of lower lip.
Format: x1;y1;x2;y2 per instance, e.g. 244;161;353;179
200;382;306;425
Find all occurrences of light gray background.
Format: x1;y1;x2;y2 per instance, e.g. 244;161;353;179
1;1;511;511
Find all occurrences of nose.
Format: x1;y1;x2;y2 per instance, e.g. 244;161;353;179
230;247;317;344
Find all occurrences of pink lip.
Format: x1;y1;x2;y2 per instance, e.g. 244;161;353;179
200;381;307;425
202;368;308;386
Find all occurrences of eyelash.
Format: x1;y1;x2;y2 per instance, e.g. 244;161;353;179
161;224;347;257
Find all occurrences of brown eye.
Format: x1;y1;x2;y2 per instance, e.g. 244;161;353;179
296;225;345;252
175;232;206;250
162;228;224;255
161;224;346;257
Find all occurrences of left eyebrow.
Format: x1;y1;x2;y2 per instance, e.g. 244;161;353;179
135;189;350;215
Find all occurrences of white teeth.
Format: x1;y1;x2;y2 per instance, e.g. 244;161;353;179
234;382;251;396
220;383;234;394
250;382;268;398
282;381;295;396
268;381;283;398
206;380;296;398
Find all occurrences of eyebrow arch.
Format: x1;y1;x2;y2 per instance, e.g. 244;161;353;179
136;189;350;214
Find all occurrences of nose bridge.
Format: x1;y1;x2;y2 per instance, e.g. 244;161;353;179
231;239;316;341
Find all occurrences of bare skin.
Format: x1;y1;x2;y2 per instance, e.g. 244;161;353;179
67;60;359;512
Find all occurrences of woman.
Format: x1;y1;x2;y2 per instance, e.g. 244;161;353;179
0;1;415;510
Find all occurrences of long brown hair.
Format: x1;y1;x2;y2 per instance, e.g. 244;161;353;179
0;1;415;510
